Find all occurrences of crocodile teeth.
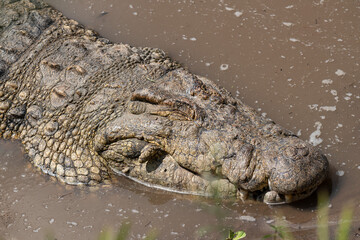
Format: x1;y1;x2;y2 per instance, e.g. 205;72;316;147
237;188;249;202
264;190;282;204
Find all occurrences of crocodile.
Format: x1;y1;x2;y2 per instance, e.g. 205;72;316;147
0;0;329;204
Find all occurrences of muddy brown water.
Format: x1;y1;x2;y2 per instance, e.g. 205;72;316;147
1;0;360;239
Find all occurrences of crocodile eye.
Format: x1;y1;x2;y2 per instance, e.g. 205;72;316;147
131;89;205;121
149;108;191;121
161;99;201;120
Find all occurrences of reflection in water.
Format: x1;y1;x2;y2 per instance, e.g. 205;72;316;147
1;0;359;238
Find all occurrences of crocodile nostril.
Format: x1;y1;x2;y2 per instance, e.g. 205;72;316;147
284;145;309;159
297;146;309;157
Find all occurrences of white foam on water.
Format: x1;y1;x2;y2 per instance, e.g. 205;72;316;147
322;79;333;85
131;209;139;213
67;221;78;227
308;104;318;110
237;215;256;222
282;22;293;27
220;63;229;71
319;106;336;111
309;122;323;146
335;69;346;76
289;38;300;42
234;11;243;17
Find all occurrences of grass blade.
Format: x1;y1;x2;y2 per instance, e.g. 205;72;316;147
317;191;329;240
116;222;131;240
335;202;354;240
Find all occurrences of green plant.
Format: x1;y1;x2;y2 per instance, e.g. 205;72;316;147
317;190;330;240
227;229;247;240
195;145;247;239
317;190;354;240
97;222;157;240
262;223;293;240
196;180;247;239
335;204;354;240
262;191;354;240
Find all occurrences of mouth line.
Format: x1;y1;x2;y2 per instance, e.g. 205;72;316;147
103;140;321;205
239;185;318;205
109;155;317;205
110;165;212;197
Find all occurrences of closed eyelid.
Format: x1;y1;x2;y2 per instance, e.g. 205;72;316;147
130;88;206;121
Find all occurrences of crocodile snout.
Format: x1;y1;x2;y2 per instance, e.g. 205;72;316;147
265;139;329;203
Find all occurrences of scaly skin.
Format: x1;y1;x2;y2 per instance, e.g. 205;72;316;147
0;0;329;203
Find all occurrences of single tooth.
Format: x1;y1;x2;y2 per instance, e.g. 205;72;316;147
285;194;293;203
264;190;283;204
237;188;249;202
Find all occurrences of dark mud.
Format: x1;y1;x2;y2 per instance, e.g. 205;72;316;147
1;0;359;239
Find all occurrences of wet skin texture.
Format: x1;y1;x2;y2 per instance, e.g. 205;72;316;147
0;0;328;204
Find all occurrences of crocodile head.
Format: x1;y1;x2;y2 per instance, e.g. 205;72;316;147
94;69;329;204
0;1;328;205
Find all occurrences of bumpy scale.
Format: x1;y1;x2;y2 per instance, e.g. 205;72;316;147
0;0;329;204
